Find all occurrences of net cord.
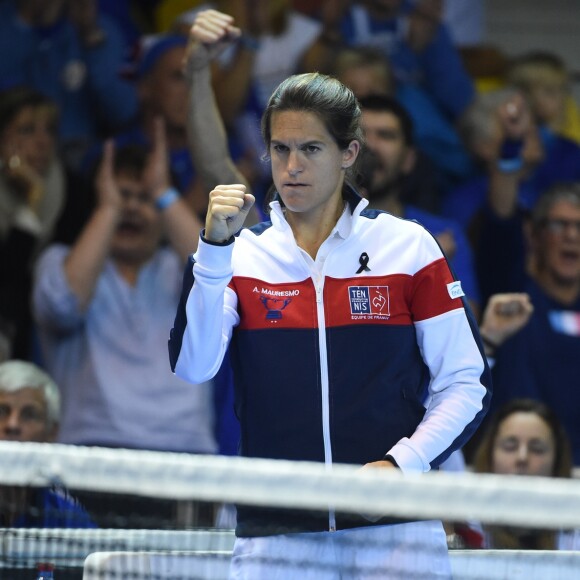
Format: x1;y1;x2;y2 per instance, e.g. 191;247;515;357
1;441;578;530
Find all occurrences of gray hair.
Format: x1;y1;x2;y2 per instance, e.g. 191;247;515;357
0;360;60;428
531;182;580;231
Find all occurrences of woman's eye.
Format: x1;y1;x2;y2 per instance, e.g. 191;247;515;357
529;443;549;455
498;438;518;452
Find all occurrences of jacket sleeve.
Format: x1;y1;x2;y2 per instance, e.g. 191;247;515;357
387;229;492;472
169;235;239;384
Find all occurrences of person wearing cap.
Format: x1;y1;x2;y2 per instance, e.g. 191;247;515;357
84;31;258;226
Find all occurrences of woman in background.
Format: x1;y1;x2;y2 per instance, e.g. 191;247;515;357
473;398;580;550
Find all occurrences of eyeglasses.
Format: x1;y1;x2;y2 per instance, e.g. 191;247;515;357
542;218;580;236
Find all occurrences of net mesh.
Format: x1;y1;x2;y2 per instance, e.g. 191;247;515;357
1;441;580;579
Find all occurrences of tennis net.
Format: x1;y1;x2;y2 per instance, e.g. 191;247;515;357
1;441;580;579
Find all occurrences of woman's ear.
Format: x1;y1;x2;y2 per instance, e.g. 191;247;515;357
342;140;361;169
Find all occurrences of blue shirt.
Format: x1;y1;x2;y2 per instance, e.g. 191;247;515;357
0;1;138;146
339;1;475;118
405;205;480;306
475;205;580;464
13;486;96;528
443;132;580;228
33;245;217;453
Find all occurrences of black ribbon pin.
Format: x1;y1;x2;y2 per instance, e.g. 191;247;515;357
356;252;371;274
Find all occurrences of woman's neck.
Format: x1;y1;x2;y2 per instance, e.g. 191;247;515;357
285;199;345;260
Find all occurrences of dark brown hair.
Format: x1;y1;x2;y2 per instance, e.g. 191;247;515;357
260;72;363;207
473;398;572;549
0;86;57;135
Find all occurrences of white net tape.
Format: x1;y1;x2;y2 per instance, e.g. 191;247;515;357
1;441;579;529
2;442;580;579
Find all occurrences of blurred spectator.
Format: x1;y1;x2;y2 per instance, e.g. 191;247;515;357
176;1;322;124
478;293;534;361
507;51;580;146
174;1;324;199
0;0;139;168
0;359;59;442
443;89;580;239
0;359;95;527
183;8;260;456
293;0;485;48
458;292;533;463
134;34;195;193
316;0;475;121
98;0;157;63
442;0;484;48
32;120;217;454
0;86;91;360
356;94;480;314
473;399;580;549
333;45;473;195
444;292;534;547
476;182;580;464
85;31;258;223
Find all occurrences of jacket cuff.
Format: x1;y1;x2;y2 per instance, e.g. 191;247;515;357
194;232;235;277
387;438;429;473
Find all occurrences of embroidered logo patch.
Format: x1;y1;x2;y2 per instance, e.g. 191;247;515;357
253;286;300;321
259;295;293;320
348;286;390;318
446;281;465;300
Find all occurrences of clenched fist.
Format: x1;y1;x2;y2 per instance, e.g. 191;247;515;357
205;184;255;242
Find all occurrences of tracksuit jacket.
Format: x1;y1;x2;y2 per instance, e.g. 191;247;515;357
169;187;492;536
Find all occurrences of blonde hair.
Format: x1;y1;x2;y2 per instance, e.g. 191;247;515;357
508;52;568;92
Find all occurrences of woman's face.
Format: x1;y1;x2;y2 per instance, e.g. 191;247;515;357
492;412;556;477
269;110;359;220
0;105;57;176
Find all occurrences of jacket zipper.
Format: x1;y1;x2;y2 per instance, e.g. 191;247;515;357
314;276;336;532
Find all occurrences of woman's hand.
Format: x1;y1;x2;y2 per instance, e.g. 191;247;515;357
205;184;255;242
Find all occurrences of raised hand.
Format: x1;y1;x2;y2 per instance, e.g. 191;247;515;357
95;140;122;213
495;93;544;171
479;293;534;352
497;93;531;142
205;184;255;243
143;117;172;200
184;9;242;76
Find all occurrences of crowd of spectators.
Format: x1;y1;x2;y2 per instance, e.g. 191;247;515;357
1;0;579;540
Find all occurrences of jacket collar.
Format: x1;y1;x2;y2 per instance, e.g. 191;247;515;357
269;183;368;234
